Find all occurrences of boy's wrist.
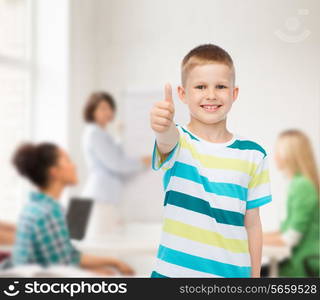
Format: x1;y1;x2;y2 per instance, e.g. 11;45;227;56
155;122;179;154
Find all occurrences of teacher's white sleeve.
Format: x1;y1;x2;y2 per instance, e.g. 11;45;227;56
92;131;145;176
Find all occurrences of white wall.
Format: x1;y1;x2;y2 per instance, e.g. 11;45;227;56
68;0;100;198
32;0;69;147
68;0;320;230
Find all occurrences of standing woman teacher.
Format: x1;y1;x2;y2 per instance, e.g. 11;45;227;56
82;92;151;236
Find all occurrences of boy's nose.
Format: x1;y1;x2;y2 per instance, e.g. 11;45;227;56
206;89;216;100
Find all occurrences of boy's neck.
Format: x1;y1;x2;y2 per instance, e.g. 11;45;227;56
187;118;233;143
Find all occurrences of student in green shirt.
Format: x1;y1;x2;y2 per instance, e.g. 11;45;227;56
263;129;319;277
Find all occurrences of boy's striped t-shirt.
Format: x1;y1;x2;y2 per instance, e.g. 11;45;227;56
151;124;272;278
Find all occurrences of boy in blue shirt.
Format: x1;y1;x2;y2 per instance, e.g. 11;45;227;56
150;44;272;277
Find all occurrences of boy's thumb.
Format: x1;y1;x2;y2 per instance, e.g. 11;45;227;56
164;83;173;103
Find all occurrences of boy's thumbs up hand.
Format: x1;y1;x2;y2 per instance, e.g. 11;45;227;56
164;83;173;103
151;83;175;133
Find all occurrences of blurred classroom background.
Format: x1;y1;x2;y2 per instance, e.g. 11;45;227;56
0;0;319;277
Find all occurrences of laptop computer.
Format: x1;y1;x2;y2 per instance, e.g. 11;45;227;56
66;197;93;240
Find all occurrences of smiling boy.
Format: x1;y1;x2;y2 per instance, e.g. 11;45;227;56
150;44;272;278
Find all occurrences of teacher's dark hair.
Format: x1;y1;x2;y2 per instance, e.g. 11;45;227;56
12;142;59;188
83;91;116;123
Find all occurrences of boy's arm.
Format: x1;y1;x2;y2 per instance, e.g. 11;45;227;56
244;207;262;278
155;122;179;160
151;83;179;162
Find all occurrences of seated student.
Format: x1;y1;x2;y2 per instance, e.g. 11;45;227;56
263;130;319;277
0;222;16;263
0;221;16;245
11;142;134;276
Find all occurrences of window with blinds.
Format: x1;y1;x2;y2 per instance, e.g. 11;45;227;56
0;0;32;222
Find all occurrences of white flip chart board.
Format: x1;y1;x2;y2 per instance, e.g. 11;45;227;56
120;86;188;222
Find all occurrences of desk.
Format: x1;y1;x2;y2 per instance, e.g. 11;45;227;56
0;245;12;253
72;222;162;277
2;223;291;277
0;264;100;277
262;245;291;277
73;222;161;254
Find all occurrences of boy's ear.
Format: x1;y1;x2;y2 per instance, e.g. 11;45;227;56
177;85;187;104
232;86;239;103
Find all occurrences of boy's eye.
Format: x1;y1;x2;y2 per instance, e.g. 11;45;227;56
195;85;206;89
216;84;227;89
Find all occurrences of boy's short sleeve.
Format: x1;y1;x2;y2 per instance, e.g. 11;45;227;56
246;155;272;210
152;125;182;172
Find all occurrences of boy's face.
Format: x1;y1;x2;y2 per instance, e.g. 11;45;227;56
178;63;238;125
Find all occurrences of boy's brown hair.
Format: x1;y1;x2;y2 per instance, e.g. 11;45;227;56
181;44;235;86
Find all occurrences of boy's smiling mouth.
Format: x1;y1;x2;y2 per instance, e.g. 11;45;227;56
200;104;222;112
